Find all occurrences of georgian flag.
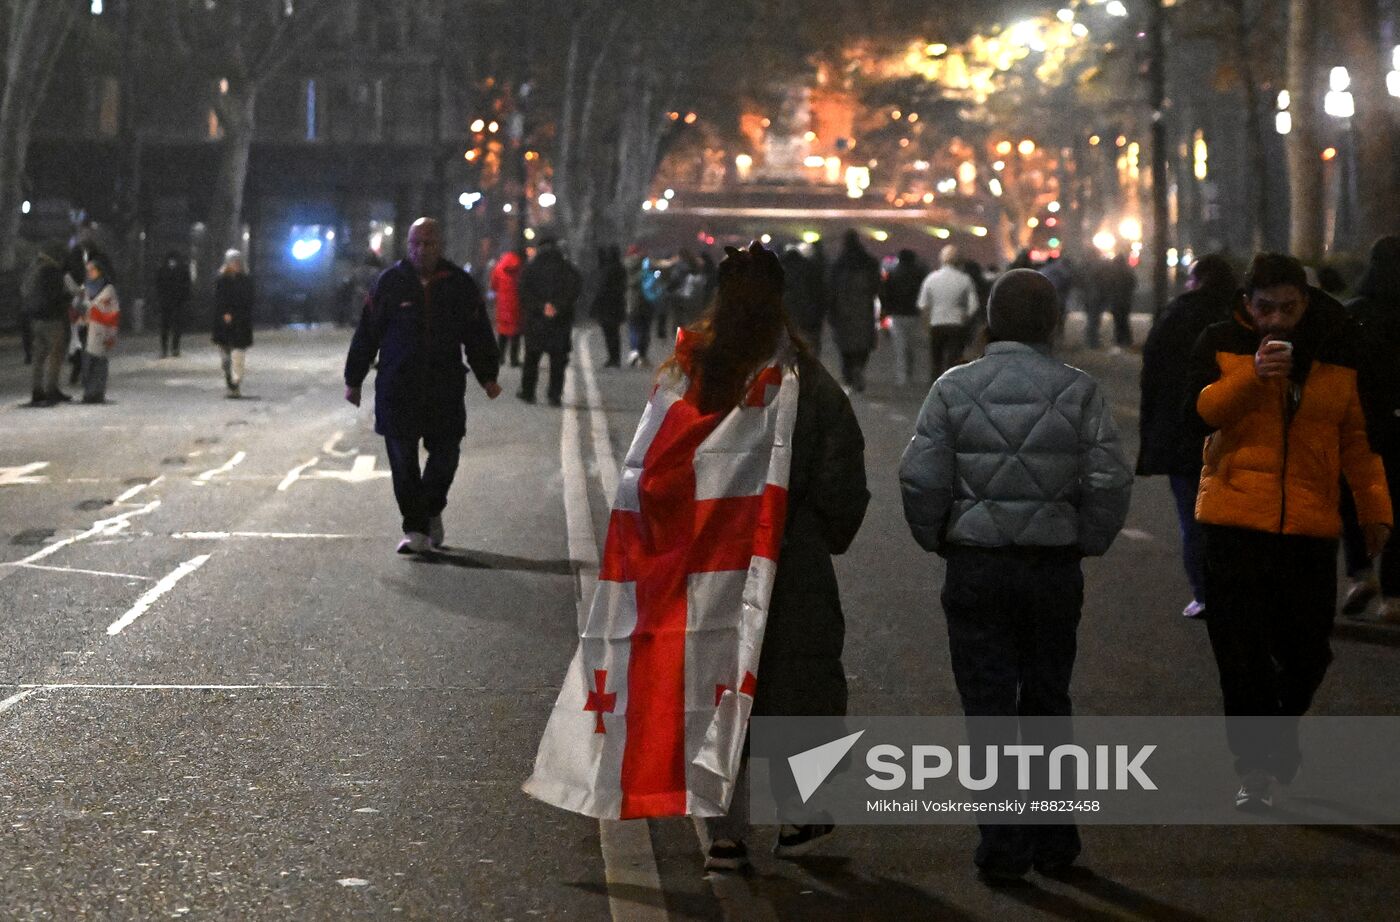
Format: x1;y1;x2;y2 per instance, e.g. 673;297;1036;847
524;344;798;819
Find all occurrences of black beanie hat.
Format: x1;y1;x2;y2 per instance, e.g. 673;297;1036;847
987;269;1058;344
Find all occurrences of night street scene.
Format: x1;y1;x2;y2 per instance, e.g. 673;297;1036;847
2;0;1399;919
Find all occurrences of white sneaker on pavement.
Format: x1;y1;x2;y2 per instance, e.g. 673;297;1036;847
1182;599;1206;619
397;532;431;555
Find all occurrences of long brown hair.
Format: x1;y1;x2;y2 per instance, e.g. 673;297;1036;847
657;242;808;414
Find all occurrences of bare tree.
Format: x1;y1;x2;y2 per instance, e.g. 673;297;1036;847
0;0;84;275
1285;0;1324;258
1330;0;1397;249
157;0;339;292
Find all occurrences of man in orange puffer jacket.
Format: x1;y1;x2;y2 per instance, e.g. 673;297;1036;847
1185;252;1392;811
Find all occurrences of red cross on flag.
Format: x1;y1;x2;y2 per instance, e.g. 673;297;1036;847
524;339;798;819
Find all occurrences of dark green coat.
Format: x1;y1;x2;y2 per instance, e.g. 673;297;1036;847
754;352;870;717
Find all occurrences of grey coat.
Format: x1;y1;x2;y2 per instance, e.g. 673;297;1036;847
899;341;1132;557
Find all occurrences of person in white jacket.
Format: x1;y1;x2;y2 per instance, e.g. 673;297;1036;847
77;258;120;404
916;244;980;382
899;269;1132;883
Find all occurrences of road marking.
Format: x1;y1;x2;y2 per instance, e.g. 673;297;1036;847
322;431;355;456
172;531;356;541
0;689;40;715
4;500;161;573
195;451;247;483
114;475;165;504
561;335;667;922
106;554;211;636
1121;528;1154;542
578;333;619;506
8;563;153;581
308;455;389;483
692;818;780;922
277;457;320;491
0;462;50;486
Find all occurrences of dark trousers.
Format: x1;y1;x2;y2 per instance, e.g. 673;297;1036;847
942;545;1084;873
928;324;966;382
1202;525;1337;781
1340;457;1400;595
838;351;868;392
159;302;185;355
627;306;652;360
600;322;622;365
496;333;521;367
20;315;32;364
521;348;568;402
81;352;109;401
1168;472;1207;601
384;434;461;536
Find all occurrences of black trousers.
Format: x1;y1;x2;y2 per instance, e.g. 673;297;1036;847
159;302;186;355
600;322;622;365
1202;525;1337;781
496;333;521;367
521;348;568;402
928;324;966;382
384;434;461;536
942;545;1084;873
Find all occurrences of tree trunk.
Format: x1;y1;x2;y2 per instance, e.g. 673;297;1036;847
1285;0;1324;259
1331;0;1397;249
1148;0;1170;316
201;86;258;300
1227;0;1270;251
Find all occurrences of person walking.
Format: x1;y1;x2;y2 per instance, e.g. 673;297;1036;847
345;217;502;555
517;236;582;408
917;244;980;382
623;245;653;367
881;248;928;386
780;243;827;355
1338;235;1400;621
1137;254;1238;618
899;269;1132;882
1186;252;1391;811
827;230;880;393
76;257;120;404
154;250;192;358
212;250;254;399
22;242;73;407
587;246;627;367
490;247;524;368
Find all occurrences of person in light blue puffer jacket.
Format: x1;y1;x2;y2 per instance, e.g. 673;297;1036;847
898;269;1132;883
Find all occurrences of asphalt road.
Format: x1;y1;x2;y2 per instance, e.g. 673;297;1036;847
0;318;1397;921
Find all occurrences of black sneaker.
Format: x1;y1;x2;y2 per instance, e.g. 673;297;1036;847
773;823;835;858
547;395;562;408
704;838;749;872
48;390;72;403
1235;771;1275;812
516;390;536;404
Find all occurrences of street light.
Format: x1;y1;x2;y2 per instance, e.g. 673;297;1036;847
538;192;556;208
1106;1;1128;17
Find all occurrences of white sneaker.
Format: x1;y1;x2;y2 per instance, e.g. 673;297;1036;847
396;532;431;555
1182;599;1206;619
428;516;445;549
1234;771;1275;812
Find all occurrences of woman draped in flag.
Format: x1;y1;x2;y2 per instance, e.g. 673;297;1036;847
525;241;869;873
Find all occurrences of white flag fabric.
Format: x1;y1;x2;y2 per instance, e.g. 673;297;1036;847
524;343;798;819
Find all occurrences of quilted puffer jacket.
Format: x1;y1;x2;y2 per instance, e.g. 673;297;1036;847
899;341;1133;556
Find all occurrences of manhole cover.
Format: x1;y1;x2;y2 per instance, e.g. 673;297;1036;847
75;499;108;511
193;436;221;446
11;528;55;547
161;456;187;466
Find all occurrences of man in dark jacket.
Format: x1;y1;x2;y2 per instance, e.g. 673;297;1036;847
154;250;192;358
780;244;826;355
1137;254;1237;618
517;236;582;407
588;246;627;367
22;242;74;406
345;218;502;555
881;249;928;386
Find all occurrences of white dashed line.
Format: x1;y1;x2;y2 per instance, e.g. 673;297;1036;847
3;501;161;575
8;563;153;581
114;475;165;503
195;451;247;483
106;554;211;636
277;457;320;491
172;531;356;541
0;688;40;715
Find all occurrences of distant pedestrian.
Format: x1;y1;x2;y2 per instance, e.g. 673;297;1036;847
780;243;826;354
1137;254;1237;619
900;269;1132;882
490;248;524;367
624;246;653;367
65;221;110;387
77;257;120;404
667;249;708;334
212;250;254;399
917;244;979;382
1040;255;1076;341
154;250;192;358
344;217;502;555
1086;254;1137;350
1340;236;1400;621
517;236;582;407
828;229;880;392
880;248;928;386
587;246;627;367
21;242;73;407
1186;252;1391;811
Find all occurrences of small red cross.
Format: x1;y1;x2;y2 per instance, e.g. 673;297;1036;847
714;671;759;706
583;669;616;734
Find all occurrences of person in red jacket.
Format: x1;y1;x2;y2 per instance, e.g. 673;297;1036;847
490;248;524;367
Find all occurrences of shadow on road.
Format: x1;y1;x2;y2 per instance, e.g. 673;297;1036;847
1330;621;1400;649
758;855;979;920
566;880;717;920
416;547;577;576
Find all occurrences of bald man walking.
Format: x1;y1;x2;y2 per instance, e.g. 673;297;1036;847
345;218;503;554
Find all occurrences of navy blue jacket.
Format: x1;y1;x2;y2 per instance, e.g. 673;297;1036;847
344;259;500;440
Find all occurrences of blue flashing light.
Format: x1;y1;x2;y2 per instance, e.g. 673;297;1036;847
291;238;323;261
